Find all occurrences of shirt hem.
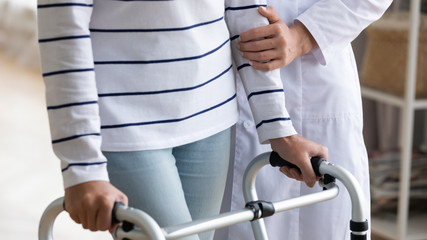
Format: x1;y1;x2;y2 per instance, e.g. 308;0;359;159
100;117;238;152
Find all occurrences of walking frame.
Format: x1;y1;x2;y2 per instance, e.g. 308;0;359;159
39;151;369;240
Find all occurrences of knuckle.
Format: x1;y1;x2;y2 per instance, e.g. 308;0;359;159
98;195;111;207
278;37;287;46
321;146;329;154
122;194;129;204
272;24;282;33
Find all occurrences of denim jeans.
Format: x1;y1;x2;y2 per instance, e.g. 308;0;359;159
104;128;231;240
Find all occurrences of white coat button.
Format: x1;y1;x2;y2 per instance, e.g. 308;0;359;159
243;120;253;129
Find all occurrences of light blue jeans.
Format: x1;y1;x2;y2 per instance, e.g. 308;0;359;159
104;128;231;240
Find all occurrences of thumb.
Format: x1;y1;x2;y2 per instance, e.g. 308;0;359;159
258;6;281;24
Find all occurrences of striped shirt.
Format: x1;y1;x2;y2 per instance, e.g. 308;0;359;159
37;0;296;188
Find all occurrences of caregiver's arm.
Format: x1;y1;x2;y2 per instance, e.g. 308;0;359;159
240;0;393;69
225;0;327;187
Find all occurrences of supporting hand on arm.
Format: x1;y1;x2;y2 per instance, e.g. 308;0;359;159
239;6;318;71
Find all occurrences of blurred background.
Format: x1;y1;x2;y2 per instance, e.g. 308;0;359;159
0;0;426;239
0;0;110;239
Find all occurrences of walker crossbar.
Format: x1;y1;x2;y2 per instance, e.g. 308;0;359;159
38;151;367;240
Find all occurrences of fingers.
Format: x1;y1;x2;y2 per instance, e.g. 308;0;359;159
242;49;277;62
258;6;281;24
239;24;277;43
86;202;97;231
280;162;316;187
318;145;329;161
239;7;282;43
298;158;317;188
280;166;303;181
239;37;276;52
66;205;82;225
239;37;286;71
95;198;112;231
64;181;128;232
249;60;283;72
270;136;328;188
66;196;107;231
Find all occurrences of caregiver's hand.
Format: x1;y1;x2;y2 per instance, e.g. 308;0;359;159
239;6;318;71
270;135;328;187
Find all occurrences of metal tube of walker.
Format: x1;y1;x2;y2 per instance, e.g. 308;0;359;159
243;152;272;240
38;197;65;240
319;162;368;239
243;152;368;240
242;152;340;240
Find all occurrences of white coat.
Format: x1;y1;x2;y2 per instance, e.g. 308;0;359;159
223;1;393;240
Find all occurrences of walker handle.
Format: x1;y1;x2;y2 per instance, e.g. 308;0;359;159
112;202;137;233
112;202;124;224
269;151;326;177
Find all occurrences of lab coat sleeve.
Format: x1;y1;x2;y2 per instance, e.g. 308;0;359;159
225;0;297;144
296;0;393;65
37;0;109;188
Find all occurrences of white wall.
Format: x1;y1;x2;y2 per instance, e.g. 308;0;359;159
0;0;36;8
0;0;40;70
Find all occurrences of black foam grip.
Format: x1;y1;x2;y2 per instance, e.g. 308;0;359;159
269;151;326;177
112;202;124;224
351;233;367;240
350;220;369;232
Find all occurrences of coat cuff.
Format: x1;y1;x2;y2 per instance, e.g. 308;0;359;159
293;18;327;65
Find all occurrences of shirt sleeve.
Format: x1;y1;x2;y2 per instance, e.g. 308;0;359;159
296;0;393;65
225;0;297;144
37;0;109;188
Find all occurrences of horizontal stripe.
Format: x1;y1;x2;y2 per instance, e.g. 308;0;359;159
98;65;232;97
114;0;174;1
101;93;236;129
39;35;90;43
225;4;266;11
237;64;251;71
230;35;240;41
47;101;98;110
247;89;284;100
90;16;223;33
42;68;94;77
62;161;107;172
94;38;229;65
37;3;93;8
52;133;101;144
256;117;291;129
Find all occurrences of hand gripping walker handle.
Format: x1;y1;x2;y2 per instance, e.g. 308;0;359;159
269;151;368;239
112;202;136;233
269;151;326;177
